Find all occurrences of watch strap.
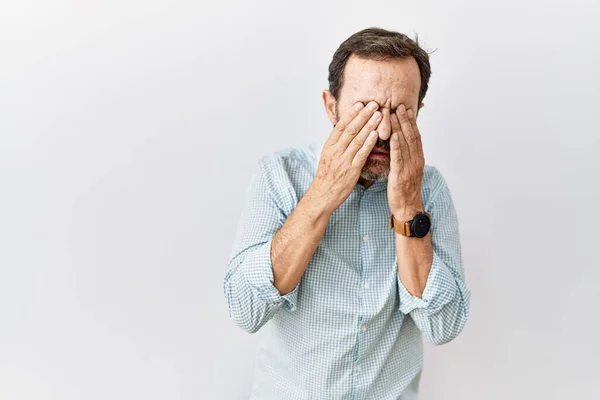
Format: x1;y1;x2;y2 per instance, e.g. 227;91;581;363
388;214;413;236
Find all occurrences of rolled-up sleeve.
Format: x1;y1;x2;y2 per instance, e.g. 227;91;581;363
397;168;471;345
224;156;299;334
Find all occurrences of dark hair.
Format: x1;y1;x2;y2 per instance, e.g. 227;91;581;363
328;27;432;106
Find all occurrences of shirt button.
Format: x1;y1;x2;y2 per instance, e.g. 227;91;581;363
361;325;367;332
362;235;369;241
364;283;369;289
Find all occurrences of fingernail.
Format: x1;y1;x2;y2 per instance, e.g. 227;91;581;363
393;133;399;141
368;101;379;111
407;109;414;118
354;103;364;111
399;104;406;114
371;111;381;121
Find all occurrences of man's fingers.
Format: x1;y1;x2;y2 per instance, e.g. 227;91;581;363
395;104;416;161
390;113;410;174
336;101;380;149
407;109;424;161
344;108;384;156
389;113;402;171
352;130;379;168
326;102;365;146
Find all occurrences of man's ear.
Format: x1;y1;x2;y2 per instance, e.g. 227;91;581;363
322;90;337;125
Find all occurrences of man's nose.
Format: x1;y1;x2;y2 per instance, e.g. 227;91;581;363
376;108;392;141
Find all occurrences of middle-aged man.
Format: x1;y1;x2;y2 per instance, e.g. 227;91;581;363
224;27;471;399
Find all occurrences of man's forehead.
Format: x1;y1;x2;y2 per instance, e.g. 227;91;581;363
341;55;421;108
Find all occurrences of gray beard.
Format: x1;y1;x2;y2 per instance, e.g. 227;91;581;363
360;158;390;182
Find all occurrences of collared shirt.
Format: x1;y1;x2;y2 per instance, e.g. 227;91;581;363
224;141;470;399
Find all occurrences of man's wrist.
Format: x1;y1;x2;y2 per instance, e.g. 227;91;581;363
391;204;424;222
300;187;335;222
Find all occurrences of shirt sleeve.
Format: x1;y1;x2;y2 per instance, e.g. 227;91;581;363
223;156;300;334
396;167;471;345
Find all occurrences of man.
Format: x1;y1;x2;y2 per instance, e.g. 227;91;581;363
224;27;470;399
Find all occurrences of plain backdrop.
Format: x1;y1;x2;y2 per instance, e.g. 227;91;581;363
1;0;599;399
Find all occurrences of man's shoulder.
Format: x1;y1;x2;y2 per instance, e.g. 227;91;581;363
423;164;444;188
249;142;322;210
257;141;322;175
422;164;454;205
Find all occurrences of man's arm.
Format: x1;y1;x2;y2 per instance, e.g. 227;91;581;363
224;101;383;333
387;106;470;345
387;105;433;297
393;208;434;298
270;191;330;295
223;159;330;334
395;170;470;345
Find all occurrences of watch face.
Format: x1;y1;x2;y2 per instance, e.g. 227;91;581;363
412;213;431;238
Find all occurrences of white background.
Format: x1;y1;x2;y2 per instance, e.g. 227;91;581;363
1;0;599;399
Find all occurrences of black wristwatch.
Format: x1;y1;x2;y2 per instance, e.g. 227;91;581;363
389;212;431;238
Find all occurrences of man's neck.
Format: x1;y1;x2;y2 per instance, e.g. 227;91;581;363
357;177;375;189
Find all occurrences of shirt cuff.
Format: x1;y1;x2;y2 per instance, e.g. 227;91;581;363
240;238;300;312
397;252;458;315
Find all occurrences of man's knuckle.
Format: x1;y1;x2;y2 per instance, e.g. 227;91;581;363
344;125;358;136
339;119;349;129
355;152;367;164
353;136;365;147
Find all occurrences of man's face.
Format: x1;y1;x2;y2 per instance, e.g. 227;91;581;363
325;55;422;182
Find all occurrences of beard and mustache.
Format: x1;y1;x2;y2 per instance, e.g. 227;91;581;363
360;137;391;182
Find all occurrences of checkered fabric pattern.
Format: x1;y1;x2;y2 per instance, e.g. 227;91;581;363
224;141;470;399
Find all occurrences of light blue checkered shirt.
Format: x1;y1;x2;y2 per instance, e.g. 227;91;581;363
224;141;470;399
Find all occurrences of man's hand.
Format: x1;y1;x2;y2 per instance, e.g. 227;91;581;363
307;101;382;215
266;101;381;296
388;104;425;220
